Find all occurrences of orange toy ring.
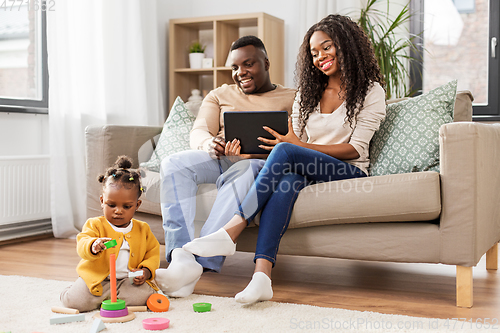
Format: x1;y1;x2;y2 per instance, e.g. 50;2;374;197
147;293;170;312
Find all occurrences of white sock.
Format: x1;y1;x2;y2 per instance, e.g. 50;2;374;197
165;277;200;298
235;272;273;305
182;228;236;257
155;248;203;293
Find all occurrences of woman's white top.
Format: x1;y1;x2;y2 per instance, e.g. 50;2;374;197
291;82;386;175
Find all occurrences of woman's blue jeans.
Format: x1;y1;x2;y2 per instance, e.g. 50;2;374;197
236;142;367;266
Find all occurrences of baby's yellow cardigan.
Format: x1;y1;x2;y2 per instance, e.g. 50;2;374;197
76;216;160;296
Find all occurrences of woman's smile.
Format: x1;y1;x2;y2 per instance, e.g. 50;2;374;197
320;59;334;71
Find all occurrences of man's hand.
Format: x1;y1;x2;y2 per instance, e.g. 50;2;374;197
225;138;242;163
225;138;255;161
258;118;301;151
91;237;112;255
208;136;226;159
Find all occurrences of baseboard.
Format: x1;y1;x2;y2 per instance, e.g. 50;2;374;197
0;219;53;244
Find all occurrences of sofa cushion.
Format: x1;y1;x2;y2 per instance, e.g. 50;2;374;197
137;170;225;222
452;91;473;122
140;97;196;173
173;171;441;229
288;171;441;229
137;169;161;215
369;80;458;176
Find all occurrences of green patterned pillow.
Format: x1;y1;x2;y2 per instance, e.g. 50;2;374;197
369;80;457;176
140;96;196;172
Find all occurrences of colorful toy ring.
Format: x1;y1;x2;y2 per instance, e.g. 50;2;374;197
147;293;170;312
100;307;128;318
143;317;170;330
193;302;212;312
101;299;126;311
104;239;117;249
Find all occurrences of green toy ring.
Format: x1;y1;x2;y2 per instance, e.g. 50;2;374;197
104;239;117;249
101;299;126;310
193;302;212;312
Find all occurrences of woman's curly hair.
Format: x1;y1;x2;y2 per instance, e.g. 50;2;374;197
295;14;385;135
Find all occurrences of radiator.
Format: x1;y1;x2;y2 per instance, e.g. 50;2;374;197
0;156;52;241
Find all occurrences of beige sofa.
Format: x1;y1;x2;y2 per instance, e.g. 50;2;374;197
85;91;500;307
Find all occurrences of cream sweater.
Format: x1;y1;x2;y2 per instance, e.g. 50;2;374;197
292;82;386;175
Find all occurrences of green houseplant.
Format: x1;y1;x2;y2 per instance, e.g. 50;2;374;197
189;41;206;54
188;41;206;69
356;0;422;99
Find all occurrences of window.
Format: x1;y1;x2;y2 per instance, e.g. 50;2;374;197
453;0;475;14
0;0;49;114
411;0;500;120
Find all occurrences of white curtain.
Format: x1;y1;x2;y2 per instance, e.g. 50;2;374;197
297;0;339;45
47;0;164;237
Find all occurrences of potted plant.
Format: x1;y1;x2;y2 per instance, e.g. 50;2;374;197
188;41;206;69
356;0;423;99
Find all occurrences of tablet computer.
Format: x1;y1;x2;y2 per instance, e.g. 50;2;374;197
223;111;288;154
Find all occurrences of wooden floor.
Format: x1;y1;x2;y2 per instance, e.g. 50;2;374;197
1;236;500;320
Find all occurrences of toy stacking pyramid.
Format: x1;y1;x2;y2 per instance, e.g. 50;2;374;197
93;253;135;323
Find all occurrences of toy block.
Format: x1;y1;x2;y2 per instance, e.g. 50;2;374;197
128;270;143;277
128;270;143;284
50;313;85;325
51;306;79;314
128;305;148;312
90;318;106;333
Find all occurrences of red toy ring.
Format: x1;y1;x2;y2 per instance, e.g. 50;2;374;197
143;317;170;330
147;293;170;312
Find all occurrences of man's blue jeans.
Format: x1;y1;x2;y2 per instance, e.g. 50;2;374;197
236;142;367;265
160;150;265;272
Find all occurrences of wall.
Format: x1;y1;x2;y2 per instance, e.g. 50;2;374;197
3;0;484;158
0;112;49;156
0;0;408;157
156;0;366;110
156;0;411;110
156;0;299;105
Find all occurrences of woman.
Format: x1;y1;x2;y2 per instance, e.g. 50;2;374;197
183;14;387;304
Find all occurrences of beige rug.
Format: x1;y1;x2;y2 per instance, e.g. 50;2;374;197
0;275;479;333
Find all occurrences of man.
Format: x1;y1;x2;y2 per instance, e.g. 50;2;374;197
155;36;296;297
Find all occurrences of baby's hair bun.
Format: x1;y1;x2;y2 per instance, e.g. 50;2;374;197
98;155;142;198
97;174;106;183
114;155;133;169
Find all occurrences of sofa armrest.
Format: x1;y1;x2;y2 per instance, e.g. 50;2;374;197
85;125;162;220
439;122;500;266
